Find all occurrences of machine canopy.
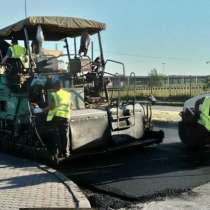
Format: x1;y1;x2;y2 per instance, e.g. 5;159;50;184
0;16;106;41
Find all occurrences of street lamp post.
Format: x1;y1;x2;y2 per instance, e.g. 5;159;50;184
25;0;27;18
162;62;166;74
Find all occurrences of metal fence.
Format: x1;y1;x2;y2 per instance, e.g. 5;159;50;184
107;85;209;99
107;75;210;98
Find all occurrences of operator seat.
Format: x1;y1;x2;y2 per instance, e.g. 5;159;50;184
69;56;92;75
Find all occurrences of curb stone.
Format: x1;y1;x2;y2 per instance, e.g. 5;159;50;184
37;164;91;208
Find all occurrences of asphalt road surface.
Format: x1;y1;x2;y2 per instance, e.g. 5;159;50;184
62;123;210;200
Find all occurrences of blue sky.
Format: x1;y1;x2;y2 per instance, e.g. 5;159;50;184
1;0;210;75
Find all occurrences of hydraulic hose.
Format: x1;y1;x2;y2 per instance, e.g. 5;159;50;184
27;101;45;147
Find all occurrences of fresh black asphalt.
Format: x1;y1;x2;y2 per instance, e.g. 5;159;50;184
63;123;210;200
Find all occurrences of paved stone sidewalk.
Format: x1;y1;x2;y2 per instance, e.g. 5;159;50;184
0;153;91;210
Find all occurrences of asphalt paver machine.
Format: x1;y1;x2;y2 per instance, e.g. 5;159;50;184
0;16;164;163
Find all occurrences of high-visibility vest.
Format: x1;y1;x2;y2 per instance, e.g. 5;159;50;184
198;96;210;131
10;45;28;68
47;89;71;122
10;44;26;59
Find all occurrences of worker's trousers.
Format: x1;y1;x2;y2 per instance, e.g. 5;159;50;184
52;116;70;156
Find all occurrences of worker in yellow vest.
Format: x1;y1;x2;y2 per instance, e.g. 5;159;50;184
1;37;28;67
198;96;210;132
44;79;72;158
191;96;210;146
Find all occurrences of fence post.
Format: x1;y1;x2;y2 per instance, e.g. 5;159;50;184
189;75;192;97
149;76;152;95
168;76;171;97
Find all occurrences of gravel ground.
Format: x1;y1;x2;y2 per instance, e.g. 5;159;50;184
152;110;181;123
141;182;210;210
84;185;210;210
83;189;193;210
83;189;142;210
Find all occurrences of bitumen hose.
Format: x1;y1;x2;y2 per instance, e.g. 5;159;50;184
27;101;45;147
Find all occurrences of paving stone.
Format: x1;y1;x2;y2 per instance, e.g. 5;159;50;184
0;153;91;210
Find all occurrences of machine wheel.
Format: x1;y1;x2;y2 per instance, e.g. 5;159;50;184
178;121;207;149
